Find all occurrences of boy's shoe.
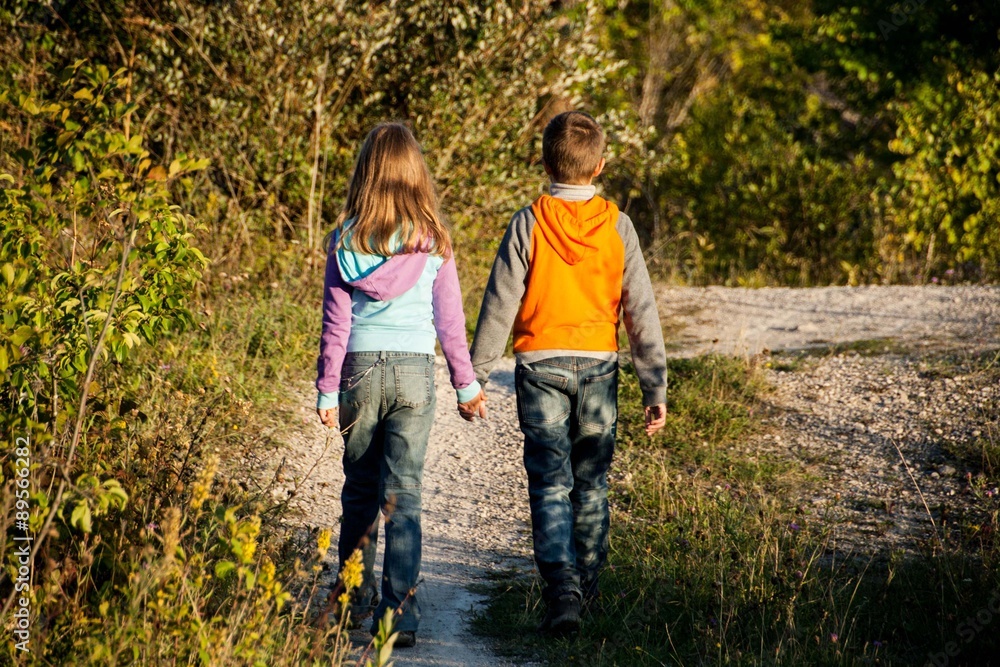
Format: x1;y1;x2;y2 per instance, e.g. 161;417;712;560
538;593;581;636
393;631;417;648
582;594;604;617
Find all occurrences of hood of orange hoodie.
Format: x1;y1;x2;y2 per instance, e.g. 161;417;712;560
531;194;619;265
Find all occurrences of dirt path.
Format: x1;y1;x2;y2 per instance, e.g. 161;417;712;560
264;284;999;664
272;359;530;666
659;285;1000;554
659;285;1000;356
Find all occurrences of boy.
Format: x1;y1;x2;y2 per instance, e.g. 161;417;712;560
467;110;668;635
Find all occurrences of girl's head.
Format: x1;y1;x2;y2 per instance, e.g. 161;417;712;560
334;122;451;256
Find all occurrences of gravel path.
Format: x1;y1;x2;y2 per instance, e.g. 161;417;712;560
270;359;530;666
262;284;999;664
659;285;1000;554
756;353;999;553
659;285;1000;356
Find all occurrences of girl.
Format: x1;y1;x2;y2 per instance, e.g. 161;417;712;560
315;123;486;648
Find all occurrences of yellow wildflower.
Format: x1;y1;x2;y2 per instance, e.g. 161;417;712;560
339;548;364;592
189;453;219;510
260;557;276;586
162;506;182;563
317;528;332;559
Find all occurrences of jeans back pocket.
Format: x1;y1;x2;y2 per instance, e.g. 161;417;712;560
516;367;571;426
579;368;618;433
340;363;374;408
394;365;433;408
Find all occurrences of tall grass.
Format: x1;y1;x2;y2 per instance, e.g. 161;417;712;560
475;356;1000;666
0;262;403;665
936;350;1000;480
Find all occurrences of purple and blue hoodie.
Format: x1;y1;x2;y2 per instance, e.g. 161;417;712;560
316;228;481;410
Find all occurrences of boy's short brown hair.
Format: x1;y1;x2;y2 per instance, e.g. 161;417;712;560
542;111;606;184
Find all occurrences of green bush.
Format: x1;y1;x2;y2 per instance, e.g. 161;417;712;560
882;66;1000;282
593;0;1000;285
0;62;397;666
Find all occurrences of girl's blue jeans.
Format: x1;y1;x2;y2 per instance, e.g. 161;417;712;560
515;356;619;604
337;351;436;634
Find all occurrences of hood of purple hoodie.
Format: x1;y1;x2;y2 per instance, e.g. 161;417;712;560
335;244;429;302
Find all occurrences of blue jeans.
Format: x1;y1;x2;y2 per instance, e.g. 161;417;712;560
337;351;436;633
515;356;618;603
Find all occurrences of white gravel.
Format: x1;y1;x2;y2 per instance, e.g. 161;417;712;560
269;358;530;666
659;285;1000;356
757;353;999;554
258;284;1000;664
659;285;1000;554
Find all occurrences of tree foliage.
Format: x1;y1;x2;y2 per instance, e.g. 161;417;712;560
599;0;1000;284
2;0;999;662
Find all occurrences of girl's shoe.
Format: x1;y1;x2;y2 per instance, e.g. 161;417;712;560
368;624;416;648
332;590;378;629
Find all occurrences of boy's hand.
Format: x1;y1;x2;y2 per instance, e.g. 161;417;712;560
644;403;666;436
458;389;488;422
317;407;339;429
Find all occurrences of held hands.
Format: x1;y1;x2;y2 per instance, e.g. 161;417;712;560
317;407;338;429
644;403;667;437
458;389;488;422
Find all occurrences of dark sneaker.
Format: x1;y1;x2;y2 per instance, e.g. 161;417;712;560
538;593;581;636
582;593;604;617
337;589;378;630
352;594;379;622
394;631;417;648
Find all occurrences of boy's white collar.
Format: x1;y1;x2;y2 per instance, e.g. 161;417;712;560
549;182;596;202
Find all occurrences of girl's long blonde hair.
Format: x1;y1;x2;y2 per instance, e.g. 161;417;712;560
331;122;451;256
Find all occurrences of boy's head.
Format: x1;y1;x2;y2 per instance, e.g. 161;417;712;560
542;111;606;185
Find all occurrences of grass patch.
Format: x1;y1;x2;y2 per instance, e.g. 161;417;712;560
931;351;1000;479
822;338;912;357
4;266;388;664
769;338;912;368
475;356;1000;666
768;357;807;373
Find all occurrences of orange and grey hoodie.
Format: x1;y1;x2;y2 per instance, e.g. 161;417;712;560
470;183;667;406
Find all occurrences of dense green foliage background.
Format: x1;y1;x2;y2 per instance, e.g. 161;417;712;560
4;0;999;288
1;0;998;664
602;0;1000;284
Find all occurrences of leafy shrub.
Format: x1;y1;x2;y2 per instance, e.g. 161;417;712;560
882;66;1000;283
0;62;398;665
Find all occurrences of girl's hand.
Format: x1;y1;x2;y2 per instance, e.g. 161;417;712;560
644;403;666;436
317;407;339;429
458;389;487;422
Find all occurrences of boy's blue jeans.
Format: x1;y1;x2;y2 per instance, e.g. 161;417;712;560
515;356;618;604
337;351;436;634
